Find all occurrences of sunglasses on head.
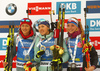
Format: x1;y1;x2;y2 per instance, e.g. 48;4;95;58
37;19;49;24
37;19;46;24
21;19;30;22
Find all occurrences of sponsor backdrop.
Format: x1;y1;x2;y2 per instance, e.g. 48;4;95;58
0;0;100;71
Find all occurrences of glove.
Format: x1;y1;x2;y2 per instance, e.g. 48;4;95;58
57;58;63;64
51;58;63;66
51;59;58;66
36;50;45;58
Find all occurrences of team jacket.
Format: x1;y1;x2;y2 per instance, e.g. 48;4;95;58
13;28;36;68
65;34;98;71
34;32;69;71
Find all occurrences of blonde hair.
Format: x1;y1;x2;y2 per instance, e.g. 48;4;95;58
71;17;84;46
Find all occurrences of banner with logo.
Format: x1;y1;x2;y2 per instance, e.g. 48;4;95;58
90;37;100;50
86;18;100;31
0;21;20;33
0;38;7;50
86;1;100;13
28;2;52;15
56;1;81;14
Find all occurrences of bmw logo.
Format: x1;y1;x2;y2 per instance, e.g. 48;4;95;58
6;3;17;15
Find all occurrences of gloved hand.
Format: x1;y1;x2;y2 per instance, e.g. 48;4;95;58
51;58;63;66
36;50;45;58
51;59;58;66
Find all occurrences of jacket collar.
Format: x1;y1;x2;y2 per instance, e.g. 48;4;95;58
38;32;53;39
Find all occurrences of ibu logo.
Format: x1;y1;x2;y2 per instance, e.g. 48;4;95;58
56;1;81;14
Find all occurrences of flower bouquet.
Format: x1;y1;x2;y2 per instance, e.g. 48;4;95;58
50;45;64;70
23;61;37;71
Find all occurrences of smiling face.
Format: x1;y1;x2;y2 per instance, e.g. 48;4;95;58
38;24;49;35
21;23;31;36
67;23;78;34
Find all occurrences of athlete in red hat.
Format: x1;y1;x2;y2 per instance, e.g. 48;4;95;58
3;18;37;71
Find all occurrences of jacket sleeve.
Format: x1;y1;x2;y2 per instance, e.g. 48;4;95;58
61;39;69;63
34;37;41;63
90;46;98;67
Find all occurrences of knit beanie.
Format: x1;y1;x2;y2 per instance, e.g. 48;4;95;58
20;18;32;27
19;18;34;39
